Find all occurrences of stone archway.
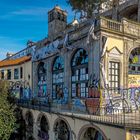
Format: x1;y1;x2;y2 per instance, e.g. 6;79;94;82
78;125;107;140
37;113;49;140
53;118;71;140
25;111;34;139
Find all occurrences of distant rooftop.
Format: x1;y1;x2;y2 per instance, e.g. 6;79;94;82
0;56;31;68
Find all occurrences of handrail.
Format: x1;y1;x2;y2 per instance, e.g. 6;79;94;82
17;99;140;128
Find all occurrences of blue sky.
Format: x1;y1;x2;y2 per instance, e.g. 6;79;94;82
0;0;75;59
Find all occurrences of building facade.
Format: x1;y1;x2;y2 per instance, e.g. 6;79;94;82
4;1;140;140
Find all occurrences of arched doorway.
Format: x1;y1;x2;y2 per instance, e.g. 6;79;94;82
53;119;70;140
71;48;88;98
38;115;49;140
78;126;107;140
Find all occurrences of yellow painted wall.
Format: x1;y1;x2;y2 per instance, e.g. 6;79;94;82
126;130;140;140
128;75;140;88
106;37;123;53
0;60;32;89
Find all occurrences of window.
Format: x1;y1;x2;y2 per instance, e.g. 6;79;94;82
129;47;140;74
109;61;120;93
71;49;88;98
38;62;47;97
1;70;4;79
49;13;54;22
20;67;23;79
14;68;19;79
57;12;61;20
52;56;64;99
7;69;11;80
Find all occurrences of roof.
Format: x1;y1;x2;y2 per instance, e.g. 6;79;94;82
0;56;31;68
48;6;67;16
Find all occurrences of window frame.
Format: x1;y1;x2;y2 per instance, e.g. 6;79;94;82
7;69;11;80
109;61;120;93
1;70;4;80
37;62;47;97
71;49;89;98
14;68;19;80
52;56;64;100
20;67;23;79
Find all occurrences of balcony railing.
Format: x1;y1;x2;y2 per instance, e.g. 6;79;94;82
17;99;140;129
97;16;140;38
68;16;140;44
99;17;122;32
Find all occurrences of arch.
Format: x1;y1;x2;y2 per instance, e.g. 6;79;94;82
71;48;88;67
53;117;72;140
37;62;47;97
25;111;34;126
52;56;64;71
37;113;50;140
78;124;107;140
52;56;64;100
71;48;89;98
128;47;140;74
119;4;138;20
36;113;50;129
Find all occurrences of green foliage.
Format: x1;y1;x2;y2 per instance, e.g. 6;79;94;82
66;0;120;17
0;80;16;140
67;0;105;17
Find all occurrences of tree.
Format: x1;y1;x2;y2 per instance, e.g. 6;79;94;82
0;80;16;140
67;0;120;18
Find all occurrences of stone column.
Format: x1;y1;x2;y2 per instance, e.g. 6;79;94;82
33;122;39;140
47;57;53;98
138;0;140;22
123;41;128;89
32;62;38;97
63;50;71;103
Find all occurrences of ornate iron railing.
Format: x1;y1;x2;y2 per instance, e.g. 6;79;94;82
17;98;140;129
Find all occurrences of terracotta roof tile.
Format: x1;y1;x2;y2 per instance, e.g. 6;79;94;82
0;56;31;68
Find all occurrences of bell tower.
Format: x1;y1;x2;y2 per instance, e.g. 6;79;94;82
48;6;67;41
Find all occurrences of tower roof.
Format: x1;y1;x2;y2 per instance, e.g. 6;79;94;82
48;5;67;16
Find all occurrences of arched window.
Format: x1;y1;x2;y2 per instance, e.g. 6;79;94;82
71;49;88;98
129;47;140;74
52;56;64;99
54;120;70;140
37;62;47;97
